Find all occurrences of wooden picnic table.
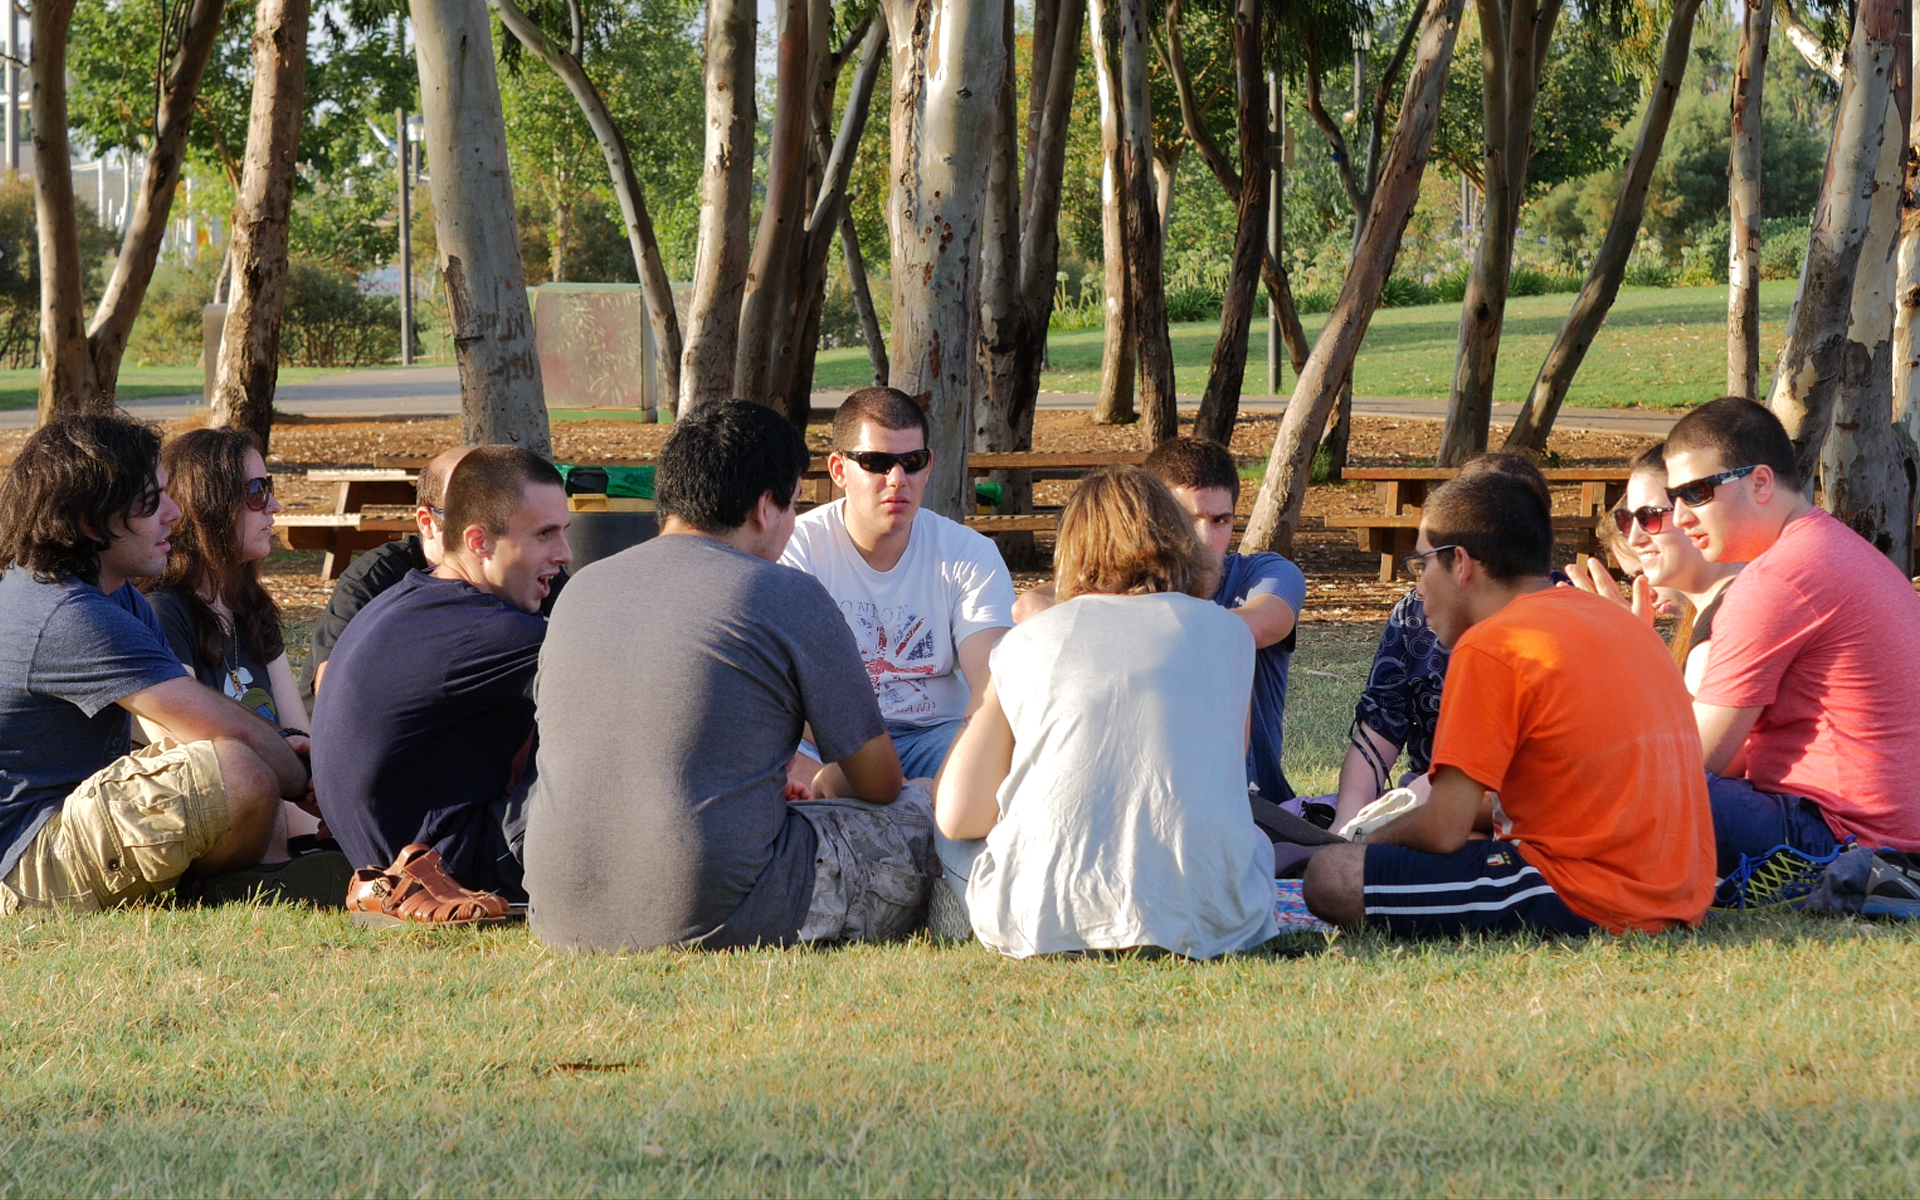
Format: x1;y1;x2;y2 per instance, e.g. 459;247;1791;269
283;451;1171;577
1328;466;1633;583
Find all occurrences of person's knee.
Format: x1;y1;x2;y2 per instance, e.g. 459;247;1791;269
208;738;279;827
1303;844;1367;928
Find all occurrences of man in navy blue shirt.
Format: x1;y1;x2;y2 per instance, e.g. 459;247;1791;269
0;415;309;914
1013;437;1307;800
312;446;573;900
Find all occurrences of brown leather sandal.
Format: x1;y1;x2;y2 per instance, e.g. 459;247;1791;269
344;844;513;927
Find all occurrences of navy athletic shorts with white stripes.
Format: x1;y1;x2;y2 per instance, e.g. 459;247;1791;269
1362;840;1599;938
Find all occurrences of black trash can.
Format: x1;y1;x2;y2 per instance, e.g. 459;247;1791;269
566;509;658;571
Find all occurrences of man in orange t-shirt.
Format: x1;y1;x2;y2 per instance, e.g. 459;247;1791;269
1304;457;1716;936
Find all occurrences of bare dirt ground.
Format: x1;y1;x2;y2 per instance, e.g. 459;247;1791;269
0;411;1656;629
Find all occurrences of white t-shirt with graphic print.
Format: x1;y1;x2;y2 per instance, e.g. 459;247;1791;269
781;500;1016;727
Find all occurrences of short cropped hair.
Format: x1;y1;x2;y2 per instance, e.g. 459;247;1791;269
657;399;811;533
0;413;165;586
1143;437;1240;501
418;446;472;508
1055;466;1217;601
1665;396;1800;491
441;445;564;551
1456;450;1553;511
832;386;929;451
1424;457;1554;582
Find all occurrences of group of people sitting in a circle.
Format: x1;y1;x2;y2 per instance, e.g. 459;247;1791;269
2;389;1916;953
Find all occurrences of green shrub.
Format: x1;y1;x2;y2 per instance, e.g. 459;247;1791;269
1760;224;1808;281
1164;285;1223;323
125;268;214;367
1379;274;1430;308
1624;259;1676;288
1428;267;1470;304
1291;286;1337;315
279;261;401;368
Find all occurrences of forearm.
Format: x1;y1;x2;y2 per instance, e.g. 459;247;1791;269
1332;724;1400;830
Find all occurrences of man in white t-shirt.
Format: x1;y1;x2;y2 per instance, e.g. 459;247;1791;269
781;387;1016;781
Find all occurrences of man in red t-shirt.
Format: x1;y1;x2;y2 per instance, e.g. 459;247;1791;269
1303;457;1716;936
1665;397;1920;870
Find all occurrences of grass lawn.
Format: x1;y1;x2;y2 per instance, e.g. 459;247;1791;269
812;281;1797;410
0;365;391;412
7;622;1918;1197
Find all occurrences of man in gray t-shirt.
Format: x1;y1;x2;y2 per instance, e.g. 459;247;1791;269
524;401;936;951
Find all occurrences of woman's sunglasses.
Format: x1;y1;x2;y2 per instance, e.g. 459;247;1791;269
1612;505;1672;536
243;475;276;513
841;449;931;475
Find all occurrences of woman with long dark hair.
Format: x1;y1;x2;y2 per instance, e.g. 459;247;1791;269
141;428;320;864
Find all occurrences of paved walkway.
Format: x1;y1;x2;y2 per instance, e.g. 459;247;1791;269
2;366;1682;437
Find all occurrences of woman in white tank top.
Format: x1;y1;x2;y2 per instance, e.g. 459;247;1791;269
932;467;1277;958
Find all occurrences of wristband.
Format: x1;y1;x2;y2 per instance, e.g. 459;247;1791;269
279;727;309;739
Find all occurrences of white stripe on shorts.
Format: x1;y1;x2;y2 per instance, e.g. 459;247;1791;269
1364;865;1543;895
1366;883;1562;916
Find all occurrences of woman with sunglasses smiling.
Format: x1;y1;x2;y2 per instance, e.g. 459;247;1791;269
1567;444;1741;694
142;429;318;863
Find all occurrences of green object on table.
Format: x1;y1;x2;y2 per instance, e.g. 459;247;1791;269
974;481;1003;508
558;463;656;499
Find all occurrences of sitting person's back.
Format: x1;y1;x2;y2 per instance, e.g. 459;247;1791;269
526;400;934;952
935;466;1277;958
311;446;572;900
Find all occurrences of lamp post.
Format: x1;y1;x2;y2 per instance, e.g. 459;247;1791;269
397;106;413;364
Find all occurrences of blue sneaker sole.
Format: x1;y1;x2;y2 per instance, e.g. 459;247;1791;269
1862;898;1920;919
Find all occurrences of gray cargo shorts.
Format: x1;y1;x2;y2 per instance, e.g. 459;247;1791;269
791;784;938;944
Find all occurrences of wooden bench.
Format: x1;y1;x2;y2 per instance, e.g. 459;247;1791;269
282;469;422;579
1331;466;1632;582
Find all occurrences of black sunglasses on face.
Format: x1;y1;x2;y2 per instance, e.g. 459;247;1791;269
1612;505;1673;536
842;448;931;476
1666;464;1758;508
243;475;275;513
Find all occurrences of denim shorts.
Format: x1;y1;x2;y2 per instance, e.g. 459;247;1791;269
1706;773;1839;875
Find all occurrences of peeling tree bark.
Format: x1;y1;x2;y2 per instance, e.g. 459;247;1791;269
32;0;98;420
1727;0;1773;400
84;0;228;406
1242;0;1467;552
1191;0;1266;446
1088;0;1135;426
37;0;227;420
679;0;756;414
734;0;819;409
773;14;887;420
1821;0;1916;570
1766;0;1900;487
412;0;549;455
211;0;311;453
882;0;1007;518
1117;0;1177;447
1436;0;1562;467
1503;0;1702;454
490;0;684;413
1893;10;1920;457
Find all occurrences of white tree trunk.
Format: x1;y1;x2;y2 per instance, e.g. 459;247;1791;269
411;0;550;455
1892;3;1920;453
679;0;756;414
212;0;310;453
1766;0;1900;485
883;0;1008;518
1118;0;1177;446
1242;0;1468;552
1088;0;1134;425
1821;3;1916;570
1727;0;1772;400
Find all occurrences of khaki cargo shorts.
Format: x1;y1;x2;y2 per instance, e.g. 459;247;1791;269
0;739;230;915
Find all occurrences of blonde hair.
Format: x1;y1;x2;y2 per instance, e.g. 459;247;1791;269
1054;465;1218;601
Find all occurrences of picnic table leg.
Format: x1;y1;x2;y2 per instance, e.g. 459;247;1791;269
318;479;355;580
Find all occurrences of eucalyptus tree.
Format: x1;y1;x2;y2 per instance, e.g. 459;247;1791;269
1242;0;1468;552
491;0;691;409
35;0;229;419
1502;0;1705;454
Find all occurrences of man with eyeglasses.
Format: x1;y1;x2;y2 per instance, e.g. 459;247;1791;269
1664;397;1920;875
1302;459;1715;937
780;387;1015;787
0;414;310;914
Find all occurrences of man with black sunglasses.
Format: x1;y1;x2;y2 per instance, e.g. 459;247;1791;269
780;387;1016;784
1664;397;1920;873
